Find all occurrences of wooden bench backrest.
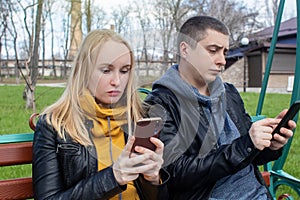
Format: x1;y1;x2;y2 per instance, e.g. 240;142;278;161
0;134;34;200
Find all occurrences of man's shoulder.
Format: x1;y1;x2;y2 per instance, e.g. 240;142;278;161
223;82;241;95
145;85;177;105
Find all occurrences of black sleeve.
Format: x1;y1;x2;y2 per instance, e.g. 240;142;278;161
32;115;125;200
135;168;170;200
145;88;261;192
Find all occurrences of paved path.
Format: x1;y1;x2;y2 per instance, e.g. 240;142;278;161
0;83;292;94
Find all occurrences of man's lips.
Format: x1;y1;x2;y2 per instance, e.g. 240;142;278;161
210;69;222;74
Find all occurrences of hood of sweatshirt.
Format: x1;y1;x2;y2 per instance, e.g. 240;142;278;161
152;65;227;166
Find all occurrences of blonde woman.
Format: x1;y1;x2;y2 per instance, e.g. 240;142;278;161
32;29;169;200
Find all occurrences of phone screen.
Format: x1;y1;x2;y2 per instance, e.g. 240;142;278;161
272;100;300;135
131;117;163;152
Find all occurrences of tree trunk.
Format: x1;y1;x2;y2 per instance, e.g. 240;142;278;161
25;0;44;110
69;0;82;59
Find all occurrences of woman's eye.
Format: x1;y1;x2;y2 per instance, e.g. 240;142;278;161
120;67;131;74
100;68;110;73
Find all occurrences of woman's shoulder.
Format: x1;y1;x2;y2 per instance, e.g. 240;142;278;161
34;114;56;136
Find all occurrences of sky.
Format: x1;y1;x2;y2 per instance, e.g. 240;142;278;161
98;0;297;22
242;0;296;21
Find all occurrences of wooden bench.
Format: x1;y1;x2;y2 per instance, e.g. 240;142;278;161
0;111;293;199
0;133;34;200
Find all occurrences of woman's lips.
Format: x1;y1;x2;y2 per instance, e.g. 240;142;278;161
107;90;121;96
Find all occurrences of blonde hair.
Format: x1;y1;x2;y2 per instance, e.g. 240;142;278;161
42;29;144;146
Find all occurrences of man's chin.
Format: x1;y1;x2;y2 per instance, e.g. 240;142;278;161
205;76;218;84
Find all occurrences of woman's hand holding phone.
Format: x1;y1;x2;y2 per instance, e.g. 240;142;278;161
133;136;164;185
113;121;164;186
131;117;163;153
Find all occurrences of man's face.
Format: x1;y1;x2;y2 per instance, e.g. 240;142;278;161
182;29;229;84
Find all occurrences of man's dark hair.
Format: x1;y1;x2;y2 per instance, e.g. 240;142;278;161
177;16;230;52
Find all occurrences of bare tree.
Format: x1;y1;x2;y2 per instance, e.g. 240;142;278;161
84;0;92;32
56;1;71;79
153;0;191;71
44;0;57;77
132;0;152;74
91;6;107;29
7;1;22;82
24;0;44;110
0;1;10;81
41;9;47;77
265;0;279;26
190;0;262;46
111;5;131;34
69;0;82;59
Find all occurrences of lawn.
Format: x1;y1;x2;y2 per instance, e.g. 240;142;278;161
0;85;299;199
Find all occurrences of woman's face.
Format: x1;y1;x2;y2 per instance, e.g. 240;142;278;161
88;40;131;106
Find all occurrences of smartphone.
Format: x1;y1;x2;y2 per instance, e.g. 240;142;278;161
272;100;300;136
131;117;163;153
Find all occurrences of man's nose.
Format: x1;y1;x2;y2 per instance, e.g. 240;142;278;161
216;53;226;67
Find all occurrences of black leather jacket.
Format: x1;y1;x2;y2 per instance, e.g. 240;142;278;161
145;83;282;200
32;115;169;200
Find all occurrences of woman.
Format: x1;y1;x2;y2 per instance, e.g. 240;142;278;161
32;29;168;200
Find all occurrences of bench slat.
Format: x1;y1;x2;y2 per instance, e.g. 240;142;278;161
0;142;33;166
0;133;34;144
0;177;33;200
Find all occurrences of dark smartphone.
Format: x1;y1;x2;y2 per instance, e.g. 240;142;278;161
272;100;300;136
131;117;163;153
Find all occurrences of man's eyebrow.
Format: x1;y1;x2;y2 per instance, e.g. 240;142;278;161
207;44;224;48
207;44;229;51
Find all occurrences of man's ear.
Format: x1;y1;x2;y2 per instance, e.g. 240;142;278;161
179;41;188;59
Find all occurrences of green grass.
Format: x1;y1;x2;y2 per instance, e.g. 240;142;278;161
0;85;64;134
0;85;299;199
240;92;300;199
0;85;64;180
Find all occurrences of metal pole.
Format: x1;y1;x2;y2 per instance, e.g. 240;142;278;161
243;56;247;92
255;0;285;116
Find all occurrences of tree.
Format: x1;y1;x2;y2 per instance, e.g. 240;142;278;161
69;0;82;59
24;0;44;110
44;0;57;77
132;0;152;74
265;0;279;26
90;6;107;30
153;0;191;71
84;0;91;32
0;1;10;81
190;0;262;46
111;5;131;34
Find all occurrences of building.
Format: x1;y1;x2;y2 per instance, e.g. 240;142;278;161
226;17;296;91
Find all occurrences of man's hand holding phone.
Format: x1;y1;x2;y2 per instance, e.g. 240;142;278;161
271;100;300;136
249;101;298;151
269;101;299;150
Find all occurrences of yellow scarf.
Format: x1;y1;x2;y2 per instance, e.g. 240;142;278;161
80;90;139;200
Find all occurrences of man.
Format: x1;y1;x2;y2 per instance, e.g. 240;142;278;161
145;16;296;199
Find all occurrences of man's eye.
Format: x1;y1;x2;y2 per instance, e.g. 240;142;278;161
208;49;217;54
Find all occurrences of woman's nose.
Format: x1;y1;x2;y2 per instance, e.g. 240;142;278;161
110;72;121;86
